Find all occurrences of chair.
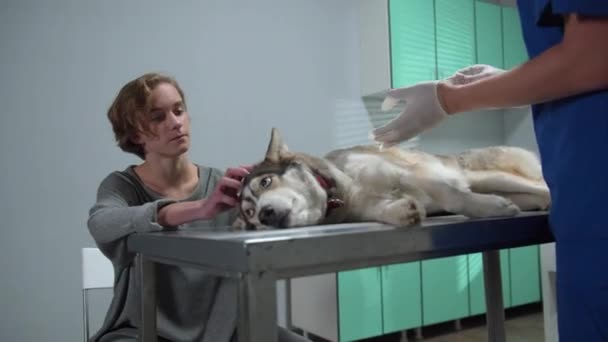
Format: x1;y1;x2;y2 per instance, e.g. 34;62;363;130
82;247;114;342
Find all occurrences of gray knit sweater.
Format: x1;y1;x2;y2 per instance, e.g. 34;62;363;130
87;165;237;342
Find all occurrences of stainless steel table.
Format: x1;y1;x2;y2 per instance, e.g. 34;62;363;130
128;212;553;342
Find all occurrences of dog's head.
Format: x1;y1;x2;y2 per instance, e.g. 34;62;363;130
236;128;341;230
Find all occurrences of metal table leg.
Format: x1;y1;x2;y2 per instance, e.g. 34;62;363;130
285;278;293;331
237;271;278;342
483;250;506;342
139;256;158;342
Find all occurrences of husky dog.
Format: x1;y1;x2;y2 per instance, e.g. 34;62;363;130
237;128;550;230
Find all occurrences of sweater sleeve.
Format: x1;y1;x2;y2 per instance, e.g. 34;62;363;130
87;172;175;268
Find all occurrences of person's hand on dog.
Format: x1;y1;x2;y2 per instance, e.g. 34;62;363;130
199;165;252;218
371;81;448;147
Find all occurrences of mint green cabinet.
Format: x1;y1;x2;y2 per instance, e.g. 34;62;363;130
381;263;422;333
435;0;475;79
389;0;436;87
510;246;541;306
337;264;421;342
422;256;469;325
502;6;528;68
475;0;503;68
338;268;383;341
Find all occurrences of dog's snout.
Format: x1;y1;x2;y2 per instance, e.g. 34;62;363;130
258;205;288;227
259;205;277;225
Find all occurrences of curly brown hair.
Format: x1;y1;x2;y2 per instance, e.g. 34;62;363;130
107;73;187;159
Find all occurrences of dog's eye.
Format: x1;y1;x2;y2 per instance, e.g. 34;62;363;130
260;176;272;189
245;209;255;217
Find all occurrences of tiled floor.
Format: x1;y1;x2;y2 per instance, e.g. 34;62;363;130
305;303;544;342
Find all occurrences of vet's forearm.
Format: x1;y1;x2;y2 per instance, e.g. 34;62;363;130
157;200;206;227
442;15;608;113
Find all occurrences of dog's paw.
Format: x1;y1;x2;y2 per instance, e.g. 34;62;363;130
381;198;426;227
496;197;520;216
538;193;551;211
468;195;520;218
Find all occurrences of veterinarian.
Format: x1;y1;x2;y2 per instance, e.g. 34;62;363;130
373;2;608;341
87;73;309;342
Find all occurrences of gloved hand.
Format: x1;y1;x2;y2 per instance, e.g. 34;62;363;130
446;64;505;85
371;81;448;147
448;64;528;110
372;64;508;147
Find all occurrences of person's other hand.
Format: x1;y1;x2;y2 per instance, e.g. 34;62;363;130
371;81;448;147
446;64;505;85
199;166;251;218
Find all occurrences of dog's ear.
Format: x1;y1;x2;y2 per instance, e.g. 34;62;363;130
231;202;254;231
265;127;289;163
232;215;257;231
232;215;248;231
232;213;256;231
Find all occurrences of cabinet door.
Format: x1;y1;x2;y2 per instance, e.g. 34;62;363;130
435;0;475;79
502;6;528;68
381;262;422;333
475;0;503;68
422;256;469;326
468;250;512;315
389;0;436;87
338;268;383;342
510;246;541;306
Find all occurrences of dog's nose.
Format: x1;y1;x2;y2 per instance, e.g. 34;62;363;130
258;205;288;227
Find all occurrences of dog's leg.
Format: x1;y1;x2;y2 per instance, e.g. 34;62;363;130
399;169;520;218
466;170;549;196
466;170;551;211
345;157;517;218
342;154;517;219
346;189;426;227
379;195;427;227
493;192;551;211
426;182;519;218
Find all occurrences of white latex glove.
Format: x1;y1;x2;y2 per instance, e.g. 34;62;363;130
447;64;528;110
371;81;448;147
446;64;505;85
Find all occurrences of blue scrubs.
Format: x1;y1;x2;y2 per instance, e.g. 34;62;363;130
516;1;608;340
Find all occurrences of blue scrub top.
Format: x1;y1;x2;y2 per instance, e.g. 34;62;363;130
516;0;608;241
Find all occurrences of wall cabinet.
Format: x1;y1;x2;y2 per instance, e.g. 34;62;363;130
389;0;436;88
381;263;423;334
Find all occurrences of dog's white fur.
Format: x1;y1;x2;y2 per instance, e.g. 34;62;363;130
237;128;550;229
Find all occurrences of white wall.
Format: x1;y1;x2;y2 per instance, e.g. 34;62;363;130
0;0;363;340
